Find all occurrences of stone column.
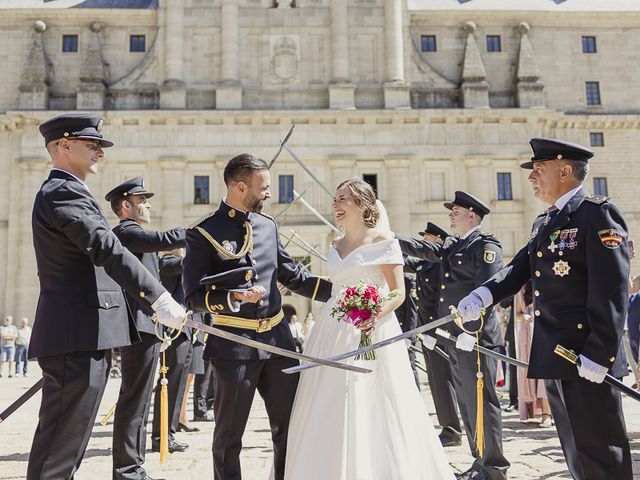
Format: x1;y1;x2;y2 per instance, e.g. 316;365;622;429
328;0;355;109
159;157;186;228
384;157;411;232
160;0;187;109
19;20;49;110
383;0;410;109
461;21;490;109
516;22;545;108
13;157;48;319
217;0;242;109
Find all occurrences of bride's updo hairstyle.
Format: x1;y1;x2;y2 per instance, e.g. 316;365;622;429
337;177;380;228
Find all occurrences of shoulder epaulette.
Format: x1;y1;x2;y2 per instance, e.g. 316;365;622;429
257;211;276;222
584;194;608;205
188;211;215;229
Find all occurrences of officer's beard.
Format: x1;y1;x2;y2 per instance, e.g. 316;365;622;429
245;193;264;213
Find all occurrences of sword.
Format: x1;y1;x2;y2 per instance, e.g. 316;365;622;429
274;189;306;221
293;190;340;234
180;318;371;374
283;313;457;374
280;232;327;262
435;328;529;369
0;378;44;425
269;124;295;168
554;345;640;403
285;145;334;199
290;231;328;262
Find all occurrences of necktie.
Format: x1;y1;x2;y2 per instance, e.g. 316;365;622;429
543;204;559;226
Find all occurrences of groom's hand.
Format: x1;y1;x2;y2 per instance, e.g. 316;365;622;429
232;286;266;304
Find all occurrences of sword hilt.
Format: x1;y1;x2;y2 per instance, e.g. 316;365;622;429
554;345;579;365
449;305;485;335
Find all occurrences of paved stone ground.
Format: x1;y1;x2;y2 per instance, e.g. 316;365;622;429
1;363;639;479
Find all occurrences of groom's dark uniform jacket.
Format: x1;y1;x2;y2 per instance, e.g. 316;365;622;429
183;200;332;360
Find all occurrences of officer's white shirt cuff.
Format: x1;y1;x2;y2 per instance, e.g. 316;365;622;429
227;292;241;312
474;286;493;307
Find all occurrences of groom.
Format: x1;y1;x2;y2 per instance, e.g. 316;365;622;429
182;153;332;480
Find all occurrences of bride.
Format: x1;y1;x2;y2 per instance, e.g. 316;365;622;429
285;178;455;480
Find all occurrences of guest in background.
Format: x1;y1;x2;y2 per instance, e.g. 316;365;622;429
0;315;18;378
288;315;304;353
14;317;32;377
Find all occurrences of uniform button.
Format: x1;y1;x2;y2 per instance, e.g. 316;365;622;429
441;285;445;290
416;306;419;310
429;316;433;320
425;278;429;283
255;274;259;280
252;259;257;265
535;271;541;277
440;297;444;302
534;309;541;316
534;290;540;297
444;273;449;278
558;251;564;256
458;260;462;265
139;291;145;298
610;357;616;363
537;251;542;258
105;301;110;308
417;287;421;291
577;323;583;330
258;300;264;306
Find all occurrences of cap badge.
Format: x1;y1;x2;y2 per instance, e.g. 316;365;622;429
97;118;103;132
557;154;563;160
63;132;69;137
552;260;571;277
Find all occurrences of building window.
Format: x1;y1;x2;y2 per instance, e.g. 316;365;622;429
279;175;294;204
62;34;78;52
486;35;501;52
593;177;608;196
497;172;513;201
420;35;437;52
590;132;604;147
582;36;597;53
130;35;146;52
362;174;378;198
429;172;446;201
585;81;601;105
194;176;209;204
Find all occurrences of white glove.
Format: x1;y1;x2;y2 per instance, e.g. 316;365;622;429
455;332;476;352
422;335;437;351
577;354;607;384
457;292;484;323
152;291;187;330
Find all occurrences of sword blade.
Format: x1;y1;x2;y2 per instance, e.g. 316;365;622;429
293;190;340;234
285;145;334;199
269;124;295;168
182;319;371;374
282;313;456;374
0;378;44;424
435;328;529;369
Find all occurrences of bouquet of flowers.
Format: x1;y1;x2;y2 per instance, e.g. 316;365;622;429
330;281;396;360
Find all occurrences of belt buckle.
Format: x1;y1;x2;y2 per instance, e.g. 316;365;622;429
256;319;271;333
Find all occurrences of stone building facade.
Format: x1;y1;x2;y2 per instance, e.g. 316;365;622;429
1;0;639;321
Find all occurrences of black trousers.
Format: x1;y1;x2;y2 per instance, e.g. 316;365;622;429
506;339;518;406
211;356;299;480
152;334;192;438
28;350;111;480
446;345;509;480
545;378;632;480
422;343;462;441
112;333;160;480
194;359;215;418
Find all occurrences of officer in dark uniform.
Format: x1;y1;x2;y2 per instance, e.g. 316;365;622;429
151;251;193;450
459;138;633;480
404;222;463;447
182;153;332;480
28;114;185;480
397;191;508;480
106;177;187;480
395;270;420;388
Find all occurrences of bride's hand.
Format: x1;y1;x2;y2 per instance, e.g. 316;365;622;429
358;316;377;336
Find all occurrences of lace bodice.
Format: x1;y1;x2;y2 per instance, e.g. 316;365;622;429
328;239;404;296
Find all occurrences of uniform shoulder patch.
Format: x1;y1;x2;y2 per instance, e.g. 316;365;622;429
483;249;497;264
598;228;624;249
585;194;608;205
188;211;214;229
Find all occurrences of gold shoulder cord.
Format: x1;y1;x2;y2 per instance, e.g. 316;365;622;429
195;222;253;260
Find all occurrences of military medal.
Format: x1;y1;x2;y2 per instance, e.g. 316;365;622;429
552;260;571;277
566;228;578;250
547;230;560;253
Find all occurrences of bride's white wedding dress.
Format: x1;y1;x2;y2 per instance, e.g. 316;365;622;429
285;239;455;480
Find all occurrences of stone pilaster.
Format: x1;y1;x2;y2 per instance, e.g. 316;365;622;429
328;0;355;109
14;157;48;319
160;0;186;109
217;0;242;109
18;20;49;110
516;22;545;108
383;0;410;109
461;21;490;109
329;157;356;188
385;157;411;232
159;156;186;228
77;22;107;110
